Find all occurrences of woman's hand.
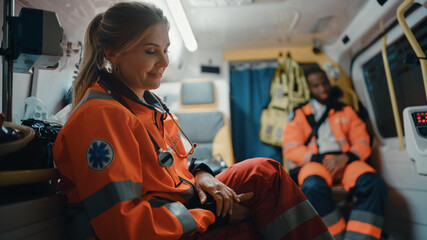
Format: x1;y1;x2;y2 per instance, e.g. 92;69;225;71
229;192;253;224
194;171;240;217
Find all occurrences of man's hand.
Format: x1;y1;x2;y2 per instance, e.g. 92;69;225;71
195;171;240;217
323;154;348;182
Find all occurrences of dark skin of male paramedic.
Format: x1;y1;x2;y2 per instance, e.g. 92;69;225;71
282;68;387;240
306;71;349;182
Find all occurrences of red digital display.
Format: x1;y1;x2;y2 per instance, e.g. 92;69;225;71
414;112;427;125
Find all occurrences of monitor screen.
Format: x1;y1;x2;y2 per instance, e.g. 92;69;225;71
412;112;427;126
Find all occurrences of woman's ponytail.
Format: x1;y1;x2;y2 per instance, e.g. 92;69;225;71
71;13;104;110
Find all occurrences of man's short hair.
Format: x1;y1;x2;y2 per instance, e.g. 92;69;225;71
304;67;328;83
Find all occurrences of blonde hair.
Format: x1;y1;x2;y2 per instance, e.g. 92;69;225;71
72;2;168;110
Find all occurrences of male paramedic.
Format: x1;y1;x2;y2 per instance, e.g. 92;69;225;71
282;68;387;240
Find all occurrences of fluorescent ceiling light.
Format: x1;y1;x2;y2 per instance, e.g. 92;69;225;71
166;0;198;52
188;0;287;7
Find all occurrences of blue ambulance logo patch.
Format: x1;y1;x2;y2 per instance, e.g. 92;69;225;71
86;139;114;171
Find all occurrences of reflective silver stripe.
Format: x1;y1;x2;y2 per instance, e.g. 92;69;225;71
352;140;369;146
322;209;342;227
337;139;348;146
84;180;142;219
334;118;349;123
178;187;195;202
283;142;299;151
304;152;313;163
260;200;319;240
350;150;360;158
344;231;378;240
149;198;198;236
66;204;96;239
349;210;383;228
312;230;335;240
71;90;114;116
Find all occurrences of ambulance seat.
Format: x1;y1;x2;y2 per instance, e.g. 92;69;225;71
173;80;234;173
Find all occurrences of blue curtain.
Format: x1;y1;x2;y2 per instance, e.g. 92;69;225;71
229;61;283;163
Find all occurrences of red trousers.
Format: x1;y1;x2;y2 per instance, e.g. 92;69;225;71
198;158;332;240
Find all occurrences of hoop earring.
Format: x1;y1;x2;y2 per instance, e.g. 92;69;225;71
106;65;112;73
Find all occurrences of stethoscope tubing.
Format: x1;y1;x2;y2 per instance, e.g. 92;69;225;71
98;76;194;167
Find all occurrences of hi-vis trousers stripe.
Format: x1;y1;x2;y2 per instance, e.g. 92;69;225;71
322;209;345;239
348;210;383;228
345;210;383;239
344;231;380;240
322;209;342;226
149;198;198;237
259;200;331;240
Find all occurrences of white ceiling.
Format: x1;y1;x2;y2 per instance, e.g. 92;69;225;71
8;0;368;52
181;0;368;50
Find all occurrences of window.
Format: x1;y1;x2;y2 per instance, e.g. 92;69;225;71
362;17;427;138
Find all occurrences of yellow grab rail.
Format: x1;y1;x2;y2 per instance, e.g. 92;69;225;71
397;0;427;100
381;35;406;150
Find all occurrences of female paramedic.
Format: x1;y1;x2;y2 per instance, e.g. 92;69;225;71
52;2;332;239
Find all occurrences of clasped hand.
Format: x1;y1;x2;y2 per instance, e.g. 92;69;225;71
194;171;253;223
323;154;349;182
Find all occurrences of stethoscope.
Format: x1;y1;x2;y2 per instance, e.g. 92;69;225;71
98;74;195;168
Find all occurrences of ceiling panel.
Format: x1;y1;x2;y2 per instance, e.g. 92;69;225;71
182;0;367;50
9;0;367;51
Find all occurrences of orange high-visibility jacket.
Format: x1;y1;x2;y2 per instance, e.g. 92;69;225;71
53;84;215;240
282;102;371;167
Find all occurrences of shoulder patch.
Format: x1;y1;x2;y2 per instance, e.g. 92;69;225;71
86;139;114;171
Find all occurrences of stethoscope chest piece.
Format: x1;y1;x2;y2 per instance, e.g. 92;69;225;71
158;149;175;167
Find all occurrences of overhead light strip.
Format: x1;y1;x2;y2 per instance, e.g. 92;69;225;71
166;0;198;52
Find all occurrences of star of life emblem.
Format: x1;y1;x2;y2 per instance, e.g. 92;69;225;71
86;139;114;171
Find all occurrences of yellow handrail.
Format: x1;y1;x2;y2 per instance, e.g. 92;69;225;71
397;0;427;100
0;168;61;187
381;35;406;150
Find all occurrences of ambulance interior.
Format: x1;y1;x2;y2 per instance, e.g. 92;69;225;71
1;0;427;239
